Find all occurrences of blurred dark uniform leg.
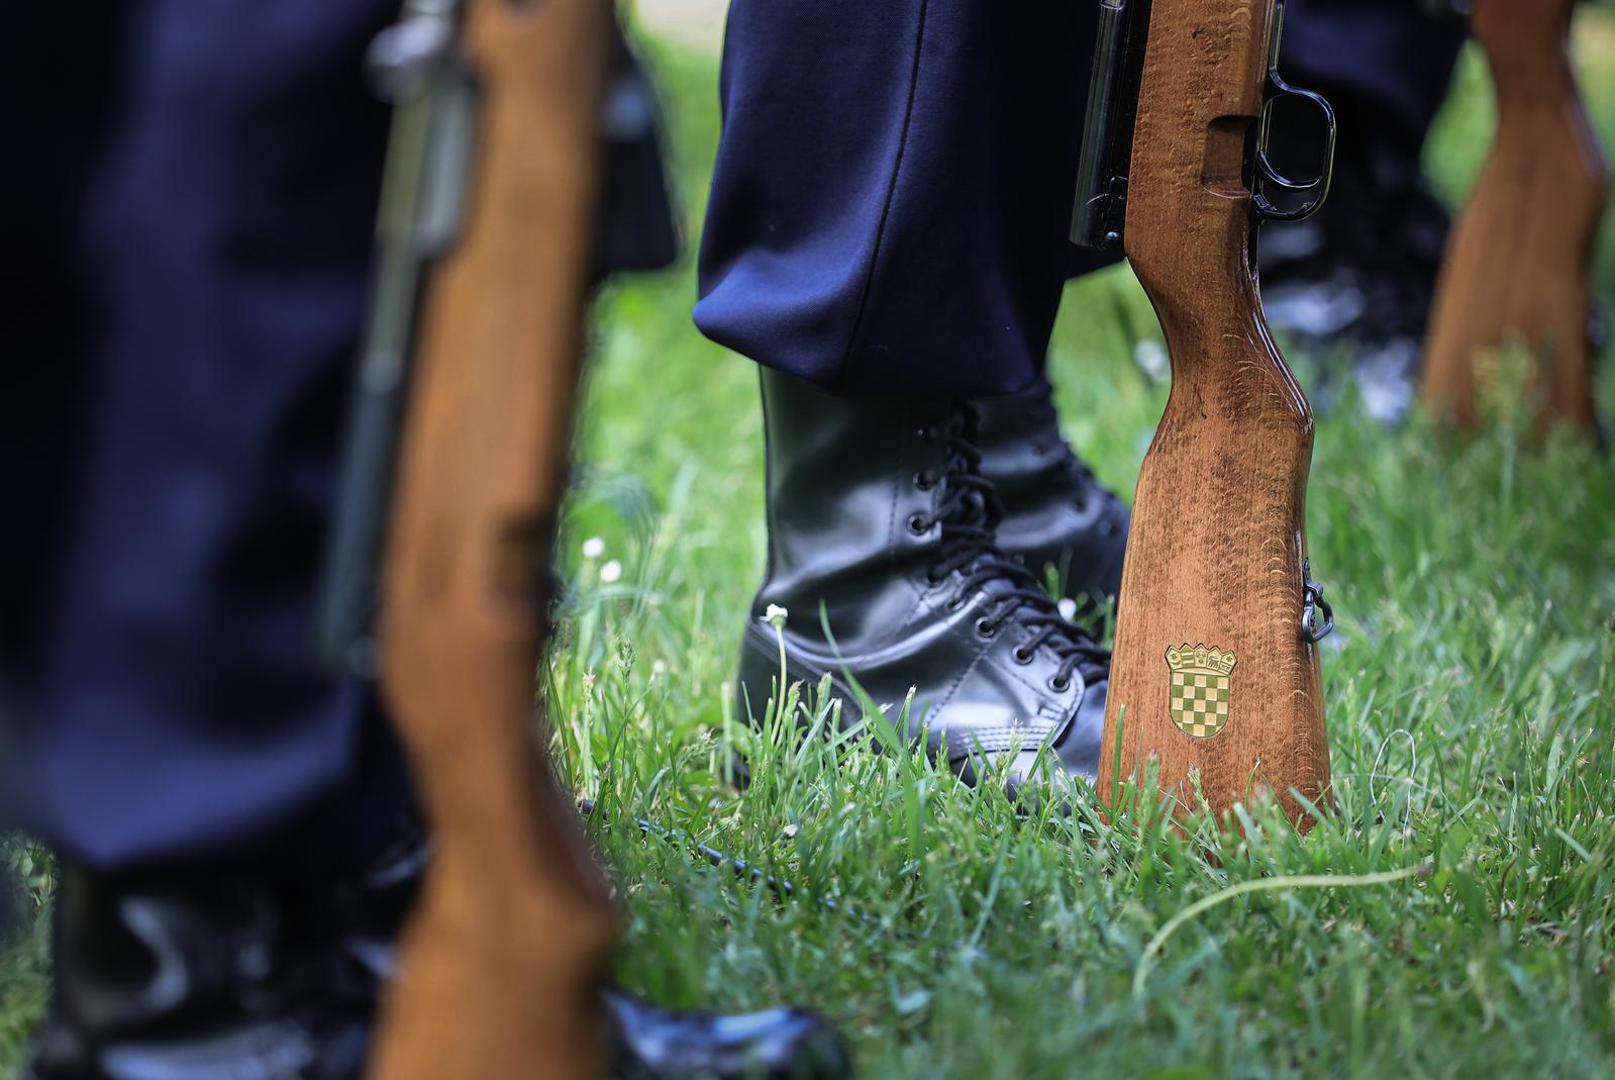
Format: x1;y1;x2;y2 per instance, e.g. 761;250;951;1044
1262;0;1471;421
2;5;844;1078
2;0;413;880
2;3;428;1076
695;0;1128;791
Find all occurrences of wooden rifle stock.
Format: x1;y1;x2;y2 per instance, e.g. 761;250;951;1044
1080;0;1333;826
1421;0;1609;434
352;0;618;1075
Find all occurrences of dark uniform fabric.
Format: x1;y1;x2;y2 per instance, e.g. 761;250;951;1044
0;0;1465;871
694;0;1117;398
694;0;1466;398
1280;0;1468;150
1;0;412;874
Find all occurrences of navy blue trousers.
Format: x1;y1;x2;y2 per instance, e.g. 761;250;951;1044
1;0;412;873
1283;0;1467;151
694;0;1118;397
0;0;1466;872
695;0;1467;397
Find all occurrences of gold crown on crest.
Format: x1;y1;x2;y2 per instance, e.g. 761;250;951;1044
1165;643;1237;677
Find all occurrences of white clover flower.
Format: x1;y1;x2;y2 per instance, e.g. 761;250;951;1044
599;559;623;584
650;659;667;677
762;603;789;630
581;536;605;559
1057;597;1078;622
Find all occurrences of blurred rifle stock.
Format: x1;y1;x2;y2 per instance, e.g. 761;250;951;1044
317;0;674;1074
1421;0;1610;437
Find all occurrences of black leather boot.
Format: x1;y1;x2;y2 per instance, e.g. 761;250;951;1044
27;863;378;1080
738;369;1111;789
974;379;1129;614
29;851;848;1080
606;990;848;1079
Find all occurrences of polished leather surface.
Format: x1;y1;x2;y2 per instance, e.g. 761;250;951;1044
605;988;849;1079
739;369;1110;788
28;865;377;1080
974;379;1129;611
30;849;848;1080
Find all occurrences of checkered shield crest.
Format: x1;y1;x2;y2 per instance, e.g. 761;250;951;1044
1166;644;1237;739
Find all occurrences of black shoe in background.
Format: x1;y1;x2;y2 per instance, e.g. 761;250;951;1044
1259;86;1451;424
28;846;849;1080
27;863;378;1080
606;989;849;1080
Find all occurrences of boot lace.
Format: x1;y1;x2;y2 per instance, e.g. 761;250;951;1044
912;403;1110;690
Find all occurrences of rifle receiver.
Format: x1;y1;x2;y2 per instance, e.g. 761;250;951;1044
316;0;477;676
1071;0;1150;251
1072;0;1336;252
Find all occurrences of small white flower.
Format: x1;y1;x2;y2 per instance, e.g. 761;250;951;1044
782;823;800;840
650;659;667;677
599;559;623;584
1057;597;1078;622
581;536;605;559
762;603;789;630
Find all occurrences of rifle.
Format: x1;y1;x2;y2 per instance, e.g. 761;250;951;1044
319;0;621;1074
1073;0;1336;827
1421;0;1610;435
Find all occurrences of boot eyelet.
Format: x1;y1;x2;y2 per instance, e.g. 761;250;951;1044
1012;645;1034;665
913;472;936;491
907;513;930;535
1048;674;1072;693
974;617;999;639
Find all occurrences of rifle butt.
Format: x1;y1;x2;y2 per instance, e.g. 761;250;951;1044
368;0;619;1076
1098;311;1330;827
1421;0;1610;435
1099;0;1331;828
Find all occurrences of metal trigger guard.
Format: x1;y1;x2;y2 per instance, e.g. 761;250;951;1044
1251;69;1337;222
1301;559;1335;644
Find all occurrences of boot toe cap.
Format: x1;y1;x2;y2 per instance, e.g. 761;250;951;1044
606;988;850;1079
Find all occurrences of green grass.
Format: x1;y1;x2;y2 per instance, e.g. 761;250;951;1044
7;13;1615;1078
562;19;1615;1078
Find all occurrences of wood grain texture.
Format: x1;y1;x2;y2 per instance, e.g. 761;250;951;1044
1099;0;1331;826
1421;0;1609;433
369;1;616;1077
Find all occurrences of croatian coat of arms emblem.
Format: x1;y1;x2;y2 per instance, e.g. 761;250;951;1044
1166;644;1236;739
